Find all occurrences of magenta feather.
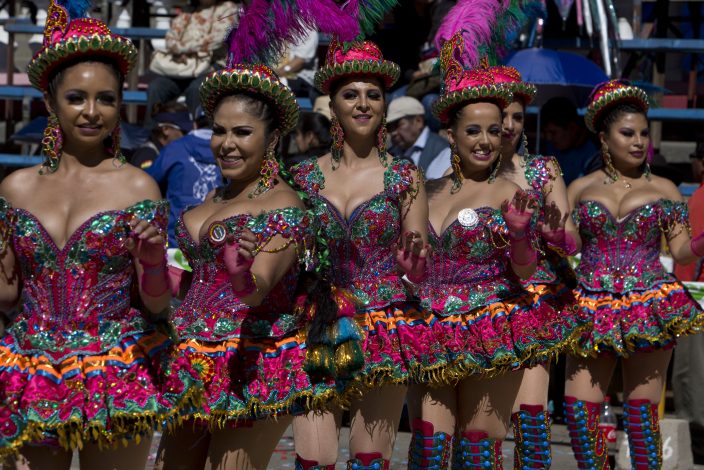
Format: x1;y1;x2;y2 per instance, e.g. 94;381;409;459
434;0;508;68
227;0;359;65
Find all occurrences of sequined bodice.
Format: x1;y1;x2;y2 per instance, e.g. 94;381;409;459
0;198;167;362
418;207;522;316
522;154;573;286
575;199;688;292
173;207;310;341
293;158;417;308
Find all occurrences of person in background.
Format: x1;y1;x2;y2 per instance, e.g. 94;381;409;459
387;96;450;179
673;140;704;465
540;96;599;185
312;95;332;120
276;26;319;101
285;111;331;169
132;102;193;169
147;109;220;246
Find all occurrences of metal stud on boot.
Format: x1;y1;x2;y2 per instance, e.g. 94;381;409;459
408;418;453;469
623;399;662;470
452;430;503;469
564;396;610;470
512;404;552;469
346;452;389;470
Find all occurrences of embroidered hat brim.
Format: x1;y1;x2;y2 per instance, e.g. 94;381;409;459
314;60;400;94
27;33;137;91
585;86;649;132
432;85;513;124
502;81;537;105
200;67;300;135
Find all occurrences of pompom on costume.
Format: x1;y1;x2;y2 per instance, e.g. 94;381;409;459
572;80;703;357
291;38;422;393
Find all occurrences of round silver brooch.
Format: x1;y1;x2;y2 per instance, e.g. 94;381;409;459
457;208;479;229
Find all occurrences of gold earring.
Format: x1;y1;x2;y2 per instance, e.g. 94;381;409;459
451;145;463;193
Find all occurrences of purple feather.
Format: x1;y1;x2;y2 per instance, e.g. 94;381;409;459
434;0;508;68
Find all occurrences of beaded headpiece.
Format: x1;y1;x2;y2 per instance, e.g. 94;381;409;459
585;79;650;132
432;32;513;124
314;38;400;94
27;0;137;92
199;63;299;135
490;65;537;105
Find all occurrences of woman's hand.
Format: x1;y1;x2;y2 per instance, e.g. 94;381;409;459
126;217;167;265
501;189;537;238
396;230;430;283
222;228;257;297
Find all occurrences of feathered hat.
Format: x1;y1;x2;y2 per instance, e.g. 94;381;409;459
314;37;400;94
27;0;137;92
432;32;513;124
491;65;537;105
585;79;649;132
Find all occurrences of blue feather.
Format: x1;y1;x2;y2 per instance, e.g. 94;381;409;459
56;0;93;20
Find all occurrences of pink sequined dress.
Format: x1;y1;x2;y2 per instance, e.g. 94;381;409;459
168;206;338;424
0;198;190;458
399;203;579;383
572;198;704;356
292;157;421;388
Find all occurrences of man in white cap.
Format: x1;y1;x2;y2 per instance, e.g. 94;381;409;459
387;96;450;179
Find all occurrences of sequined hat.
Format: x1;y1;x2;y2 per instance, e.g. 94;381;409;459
314;37;400;94
27;0;138;92
585;79;649;132
432;32;513;124
490;65;537;105
199;64;300;135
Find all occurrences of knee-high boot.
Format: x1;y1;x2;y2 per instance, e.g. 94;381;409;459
408;418;453;469
623;399;662;470
564;396;610;470
511;404;552;469
452;430;503;469
295;455;336;470
346;452;390;469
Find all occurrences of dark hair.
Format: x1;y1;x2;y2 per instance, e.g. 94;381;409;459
447;100;502;131
540;96;579;129
47;56;124;101
596;102;647;134
295;111;332;156
213;92;278;137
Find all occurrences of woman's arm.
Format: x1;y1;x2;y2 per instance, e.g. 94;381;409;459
397;167;430;282
542;158;581;254
661;181;704;265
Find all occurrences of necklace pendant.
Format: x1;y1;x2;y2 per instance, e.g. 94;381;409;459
458;208;479;229
624;181;632;189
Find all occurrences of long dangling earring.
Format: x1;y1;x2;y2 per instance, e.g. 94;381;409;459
109;123;126;168
330;117;344;170
488;153;502;184
39;113;62;175
249;147;280;198
644;162;651;180
601;142;618;185
450;145;463;194
519;131;529;167
376;116;388;167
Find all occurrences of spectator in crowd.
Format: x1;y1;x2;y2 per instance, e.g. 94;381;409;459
673;140;704;465
131;102;193;169
285;111;331;168
145;0;239;126
387;96;450;179
312;95;331;120
276;26;319;101
540;96;600;185
147;110;221;246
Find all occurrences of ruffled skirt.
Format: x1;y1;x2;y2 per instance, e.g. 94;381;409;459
397;284;582;385
571;281;704;357
0;329;194;459
168;332;339;426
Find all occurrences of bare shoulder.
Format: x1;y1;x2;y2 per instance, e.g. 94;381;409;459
255;185;304;212
113;165;161;201
568;172;600;199
490;177;522;202
425;176;451;201
650;175;683;201
0;166;43;202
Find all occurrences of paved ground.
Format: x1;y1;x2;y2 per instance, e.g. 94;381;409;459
63;423;703;469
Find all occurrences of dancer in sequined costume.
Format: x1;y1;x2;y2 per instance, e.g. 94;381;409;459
290;38;429;470
400;32;578;470
494;66;582;470
564;80;704;470
0;0;186;466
